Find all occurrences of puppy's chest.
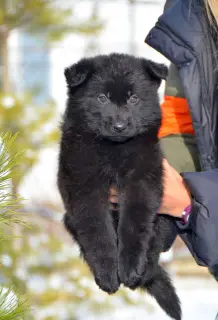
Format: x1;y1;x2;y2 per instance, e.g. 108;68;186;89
74;144;162;182
101;152;154;181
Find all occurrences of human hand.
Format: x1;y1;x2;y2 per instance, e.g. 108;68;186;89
109;159;192;218
109;184;119;210
158;159;191;217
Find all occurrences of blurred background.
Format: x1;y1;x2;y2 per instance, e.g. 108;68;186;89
0;0;217;319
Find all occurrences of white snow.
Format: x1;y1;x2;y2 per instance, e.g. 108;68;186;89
78;278;218;320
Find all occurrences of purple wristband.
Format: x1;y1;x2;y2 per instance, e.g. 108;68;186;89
181;204;192;224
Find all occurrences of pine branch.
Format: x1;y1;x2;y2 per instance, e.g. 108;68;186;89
0;133;30;318
0;287;30;320
0;132;26;240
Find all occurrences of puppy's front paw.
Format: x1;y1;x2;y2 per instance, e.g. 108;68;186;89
95;268;120;294
119;254;146;289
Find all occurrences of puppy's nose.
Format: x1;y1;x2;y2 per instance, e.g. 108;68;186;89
113;121;127;133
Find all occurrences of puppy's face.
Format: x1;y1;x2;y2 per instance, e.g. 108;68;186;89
65;54;168;142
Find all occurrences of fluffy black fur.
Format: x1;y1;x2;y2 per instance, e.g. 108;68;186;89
58;53;181;320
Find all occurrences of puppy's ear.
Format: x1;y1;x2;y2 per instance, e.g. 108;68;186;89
64;58;93;88
142;59;168;83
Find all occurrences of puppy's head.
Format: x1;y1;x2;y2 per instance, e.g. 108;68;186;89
64;53;167;142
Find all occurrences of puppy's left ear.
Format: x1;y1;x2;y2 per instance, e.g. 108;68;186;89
64;58;93;88
142;59;168;83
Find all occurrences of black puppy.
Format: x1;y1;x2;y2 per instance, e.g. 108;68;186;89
57;53;180;320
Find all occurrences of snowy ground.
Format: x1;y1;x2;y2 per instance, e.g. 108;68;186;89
175;278;217;320
79;277;218;320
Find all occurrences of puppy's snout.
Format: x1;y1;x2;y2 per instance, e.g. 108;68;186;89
113;121;127;133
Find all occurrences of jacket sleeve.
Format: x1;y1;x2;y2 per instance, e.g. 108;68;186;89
176;170;218;280
164;0;174;11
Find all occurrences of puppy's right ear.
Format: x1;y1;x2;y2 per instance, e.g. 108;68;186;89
142;59;168;85
64;59;93;88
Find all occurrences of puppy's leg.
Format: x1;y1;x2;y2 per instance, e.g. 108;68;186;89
118;181;159;288
118;213;181;319
63;186;119;294
160;215;178;252
141;215;178;283
138;216;181;320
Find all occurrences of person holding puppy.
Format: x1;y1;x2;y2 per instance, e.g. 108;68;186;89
110;0;218;280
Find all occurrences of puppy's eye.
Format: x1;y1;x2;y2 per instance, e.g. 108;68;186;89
129;94;139;104
98;94;108;104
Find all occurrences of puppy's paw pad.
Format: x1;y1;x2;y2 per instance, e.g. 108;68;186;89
119;254;146;288
95;271;120;294
119;268;142;288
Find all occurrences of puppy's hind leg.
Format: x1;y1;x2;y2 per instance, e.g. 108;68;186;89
142;215;178;282
140;216;181;320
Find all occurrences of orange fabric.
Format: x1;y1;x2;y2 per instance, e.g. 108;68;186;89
158;96;195;138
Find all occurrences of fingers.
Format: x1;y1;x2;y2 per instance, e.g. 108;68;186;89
162;158;182;181
109;185;119;211
110;185;118;196
110;195;118;203
109;184;118;204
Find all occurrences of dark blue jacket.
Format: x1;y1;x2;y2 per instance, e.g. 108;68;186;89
145;0;218;279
